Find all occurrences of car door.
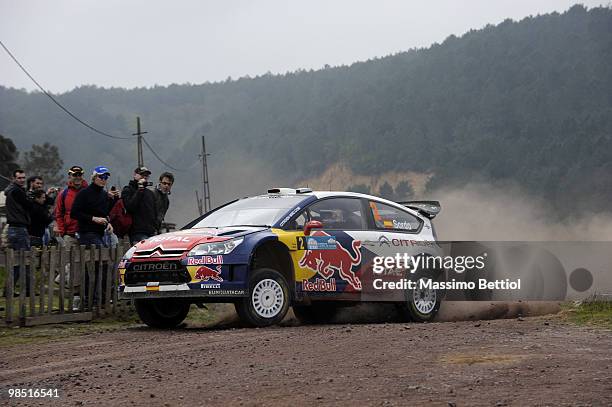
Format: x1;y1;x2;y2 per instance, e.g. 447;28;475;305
287;197;368;299
360;200;438;301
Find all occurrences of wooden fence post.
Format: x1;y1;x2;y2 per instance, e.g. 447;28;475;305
68;246;76;312
39;247;47;315
104;247;112;315
79;245;86;312
18;249;26;321
5;249;14;324
88;245;95;312
48;246;57;313
58;246;66;314
29;249;36;317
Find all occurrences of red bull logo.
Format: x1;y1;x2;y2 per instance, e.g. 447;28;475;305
194;265;223;282
299;231;362;290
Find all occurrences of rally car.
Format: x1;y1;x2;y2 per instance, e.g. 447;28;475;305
118;188;443;328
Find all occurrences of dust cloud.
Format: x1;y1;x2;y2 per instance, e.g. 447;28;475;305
430;182;612;241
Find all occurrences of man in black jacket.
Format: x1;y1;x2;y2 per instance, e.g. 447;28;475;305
122;166;157;244
153;172;174;234
70;166;118;307
71;166;118;246
4;169;33;295
28;190;53;247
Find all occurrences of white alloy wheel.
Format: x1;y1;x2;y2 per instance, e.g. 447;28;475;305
251;278;285;318
412;279;437;314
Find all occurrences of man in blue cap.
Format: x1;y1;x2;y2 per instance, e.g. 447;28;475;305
71;166;119;246
70;166;119;308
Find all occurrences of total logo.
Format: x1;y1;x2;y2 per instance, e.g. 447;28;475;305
299;231;362;290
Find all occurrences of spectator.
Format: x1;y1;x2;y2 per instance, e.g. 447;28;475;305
54;166;87;244
28;189;53;247
70;166;118;307
4;169;33;296
54;165;87;309
122;166;157;244
70;166;118;246
154;172;174;234
26;175;57;206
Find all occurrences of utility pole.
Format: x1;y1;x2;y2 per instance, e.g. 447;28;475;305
198;135;212;214
195;190;203;216
133;116;148;167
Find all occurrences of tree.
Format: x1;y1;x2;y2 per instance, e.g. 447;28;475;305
378;182;394;200
0;134;19;178
22;142;64;185
347;184;371;194
395;181;414;201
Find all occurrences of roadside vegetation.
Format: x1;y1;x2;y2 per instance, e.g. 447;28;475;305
561;297;612;329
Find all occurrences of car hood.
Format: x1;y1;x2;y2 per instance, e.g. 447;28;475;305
134;226;268;252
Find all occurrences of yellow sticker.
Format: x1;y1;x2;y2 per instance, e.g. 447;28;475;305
383;220;394;228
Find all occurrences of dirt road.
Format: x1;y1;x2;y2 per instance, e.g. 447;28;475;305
1;312;611;406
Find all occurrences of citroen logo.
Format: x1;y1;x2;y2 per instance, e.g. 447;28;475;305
379;235;391;247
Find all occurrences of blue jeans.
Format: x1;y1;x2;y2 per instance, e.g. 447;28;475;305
7;226;31;296
78;232;105;248
78;232;107;307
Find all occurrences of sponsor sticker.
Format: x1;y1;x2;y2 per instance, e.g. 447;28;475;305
279;206;301;227
187;255;224;266
306;235;337;250
302;278;337;292
201;283;221;289
148;236;191;243
131;262;178;272
194;265;223;282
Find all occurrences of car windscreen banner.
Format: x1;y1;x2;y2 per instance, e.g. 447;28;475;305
359;241;612;302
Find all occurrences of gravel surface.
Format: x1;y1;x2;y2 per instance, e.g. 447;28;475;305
1;315;611;406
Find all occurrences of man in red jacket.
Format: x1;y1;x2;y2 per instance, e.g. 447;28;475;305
54;165;87;309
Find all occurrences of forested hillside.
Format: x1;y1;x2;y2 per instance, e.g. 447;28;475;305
1;5;611;217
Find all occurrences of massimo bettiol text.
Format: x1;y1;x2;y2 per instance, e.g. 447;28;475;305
371;253;522;290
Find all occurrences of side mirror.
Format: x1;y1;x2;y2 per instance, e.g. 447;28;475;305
304;220;323;236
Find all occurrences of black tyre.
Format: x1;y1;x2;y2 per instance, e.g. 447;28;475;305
397;270;442;322
235;268;290;327
135;298;190;328
293;303;339;325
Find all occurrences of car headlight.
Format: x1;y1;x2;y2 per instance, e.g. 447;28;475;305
122;245;137;260
188;237;244;256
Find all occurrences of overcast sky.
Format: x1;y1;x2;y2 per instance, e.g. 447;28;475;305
0;0;606;93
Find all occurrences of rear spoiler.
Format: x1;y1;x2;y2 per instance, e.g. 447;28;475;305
397;200;441;219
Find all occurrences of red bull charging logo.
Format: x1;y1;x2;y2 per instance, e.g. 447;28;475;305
299;231;362;290
194;265;223;282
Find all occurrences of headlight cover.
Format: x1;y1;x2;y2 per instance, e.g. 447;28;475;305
122;245;137;260
188;237;244;256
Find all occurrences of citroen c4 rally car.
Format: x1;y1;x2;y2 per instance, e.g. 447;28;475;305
118;188;443;328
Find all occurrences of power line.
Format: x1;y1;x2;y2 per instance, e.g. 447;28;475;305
0;39;131;140
141;137;186;172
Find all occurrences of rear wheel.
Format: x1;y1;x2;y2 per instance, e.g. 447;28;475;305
135;298;190;328
235;268;290;327
293;303;339;324
397;271;442;322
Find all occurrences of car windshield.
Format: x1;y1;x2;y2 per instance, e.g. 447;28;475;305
191;195;309;228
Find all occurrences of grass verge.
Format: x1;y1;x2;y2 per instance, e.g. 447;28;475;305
561;297;612;329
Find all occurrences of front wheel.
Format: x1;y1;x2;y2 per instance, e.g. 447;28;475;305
235;268;290;327
135;298;190;328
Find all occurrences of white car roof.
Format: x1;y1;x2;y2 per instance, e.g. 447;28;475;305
260;189;423;220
